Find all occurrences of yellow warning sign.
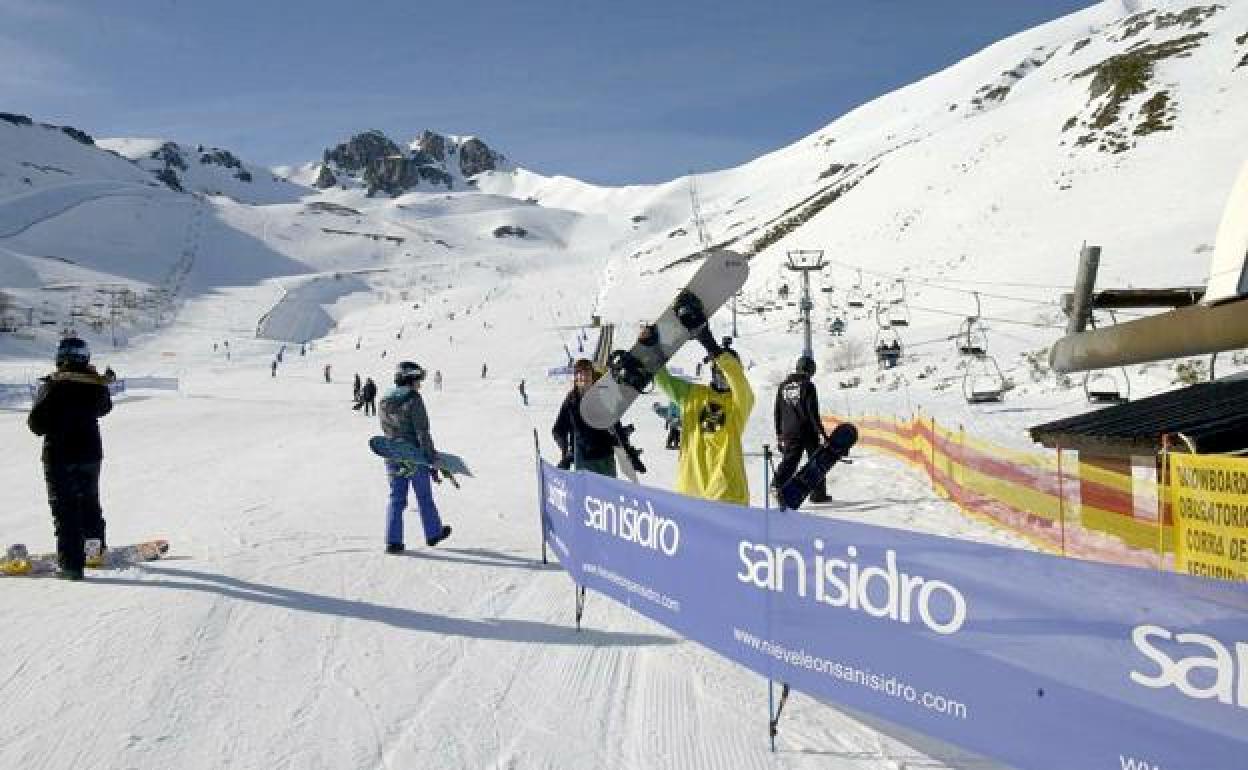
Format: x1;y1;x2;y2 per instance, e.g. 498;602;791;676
1170;453;1248;582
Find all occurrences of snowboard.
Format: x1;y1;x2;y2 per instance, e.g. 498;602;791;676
1;539;170;577
368;436;472;485
580;249;749;429
777;423;858;510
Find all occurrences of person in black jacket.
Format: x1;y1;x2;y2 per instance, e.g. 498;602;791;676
359;377;378;416
771;355;829;504
27;337;113;580
551;359;621;477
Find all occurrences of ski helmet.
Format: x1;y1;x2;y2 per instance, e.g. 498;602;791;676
796;355;816;376
55;336;90;367
394;360;426;386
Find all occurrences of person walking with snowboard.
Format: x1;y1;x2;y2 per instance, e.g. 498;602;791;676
653;314;754;505
771;355;830;504
359;377;377;416
26;337;113;580
378;361;450;552
551;359;623;478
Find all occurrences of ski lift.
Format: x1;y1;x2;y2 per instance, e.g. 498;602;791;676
956;292;988;356
888;279;907;305
846;269;865;308
1082;312;1131;404
887;304;910;327
1084;369;1131;404
874;304;903;367
963;356;1006;404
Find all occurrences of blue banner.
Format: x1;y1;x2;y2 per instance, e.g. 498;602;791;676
539;461;1248;770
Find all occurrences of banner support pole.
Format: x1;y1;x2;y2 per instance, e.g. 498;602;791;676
534;429;547;565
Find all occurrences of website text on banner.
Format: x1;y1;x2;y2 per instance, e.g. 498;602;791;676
539;461;1248;770
1171;453;1248;582
847;414;1171;567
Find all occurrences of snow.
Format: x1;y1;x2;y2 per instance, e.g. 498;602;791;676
1;0;1246;766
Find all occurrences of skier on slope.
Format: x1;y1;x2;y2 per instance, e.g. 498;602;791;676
653;312;754;505
552;359;626;478
359;377;377;416
378;361;451;552
26;337;113;580
770;355;830;504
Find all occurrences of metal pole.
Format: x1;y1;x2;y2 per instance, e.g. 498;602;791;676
533;428;547;564
1066;244;1101;335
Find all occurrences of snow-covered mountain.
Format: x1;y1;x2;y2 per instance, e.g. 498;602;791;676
3;2;1247;768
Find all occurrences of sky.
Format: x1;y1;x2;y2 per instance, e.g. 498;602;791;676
2;0;1100;185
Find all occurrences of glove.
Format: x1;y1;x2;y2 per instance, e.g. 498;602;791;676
557;454;573;470
430;467;442;484
673;290;707;332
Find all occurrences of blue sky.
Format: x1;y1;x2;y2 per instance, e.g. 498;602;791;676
3;0;1097;185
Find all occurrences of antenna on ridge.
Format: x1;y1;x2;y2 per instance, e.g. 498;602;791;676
688;173;712;249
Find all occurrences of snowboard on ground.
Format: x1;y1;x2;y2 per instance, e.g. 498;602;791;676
777;423;858;510
368;436;472;486
580;249;749;429
1;539;170;577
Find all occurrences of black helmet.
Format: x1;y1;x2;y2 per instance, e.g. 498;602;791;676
796;355;816;376
56;336;90;367
394;360;426;385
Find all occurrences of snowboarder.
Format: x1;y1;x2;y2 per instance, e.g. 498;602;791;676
26;337;113;580
771;355;830;504
360;377;377;416
323;364;332;384
353;373;362;402
378;361;450;552
103;366;116;383
433;370;443;391
518;379;528;406
481;362;488;379
271;360;278;378
653;324;754;505
551;359;623;478
654;401;681;449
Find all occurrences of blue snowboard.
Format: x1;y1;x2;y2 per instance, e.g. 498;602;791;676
778;423;858;510
368;436;473;485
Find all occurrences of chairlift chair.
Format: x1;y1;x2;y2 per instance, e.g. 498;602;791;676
956;293;987;356
846;269;865;308
888;304;910;327
962;356;1006;404
1084;369;1130;404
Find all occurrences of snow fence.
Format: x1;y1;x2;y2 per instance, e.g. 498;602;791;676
538;460;1248;770
845;414;1179;569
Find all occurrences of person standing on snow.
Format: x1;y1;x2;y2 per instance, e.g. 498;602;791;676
359;377;378;416
26;337;113;580
323;364;332;383
433;370;443;391
653;310;754;505
378;361;451;552
551;359;623;478
353;373;362;402
518;379;528;406
771;355;830;504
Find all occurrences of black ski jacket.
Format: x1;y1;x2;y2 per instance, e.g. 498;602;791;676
552;389;619;462
27;367;113;464
774;373;824;442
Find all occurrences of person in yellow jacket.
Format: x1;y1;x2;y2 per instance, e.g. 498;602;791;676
652;315;754;505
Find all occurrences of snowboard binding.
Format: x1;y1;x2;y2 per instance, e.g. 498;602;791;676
673;290;708;332
608;350;654;392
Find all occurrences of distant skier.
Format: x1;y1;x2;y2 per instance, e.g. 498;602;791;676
353;373;362;402
552;359;623;478
653;319;754;504
481;362;488;379
271;360;277;378
103;366;116;383
323;364;332;384
518;379;528;406
379;361;451;552
359;378;378;416
771;355;830;504
26;337;112;580
433;370;443;391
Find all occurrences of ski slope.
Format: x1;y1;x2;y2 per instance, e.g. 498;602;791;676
3;1;1247;766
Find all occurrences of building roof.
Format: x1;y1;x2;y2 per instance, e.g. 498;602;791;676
1029;377;1248;455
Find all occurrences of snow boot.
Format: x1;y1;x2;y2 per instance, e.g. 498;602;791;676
384;543;405;555
425;526;452;548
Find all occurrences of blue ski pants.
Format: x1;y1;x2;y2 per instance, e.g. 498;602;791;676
385;462;444;545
